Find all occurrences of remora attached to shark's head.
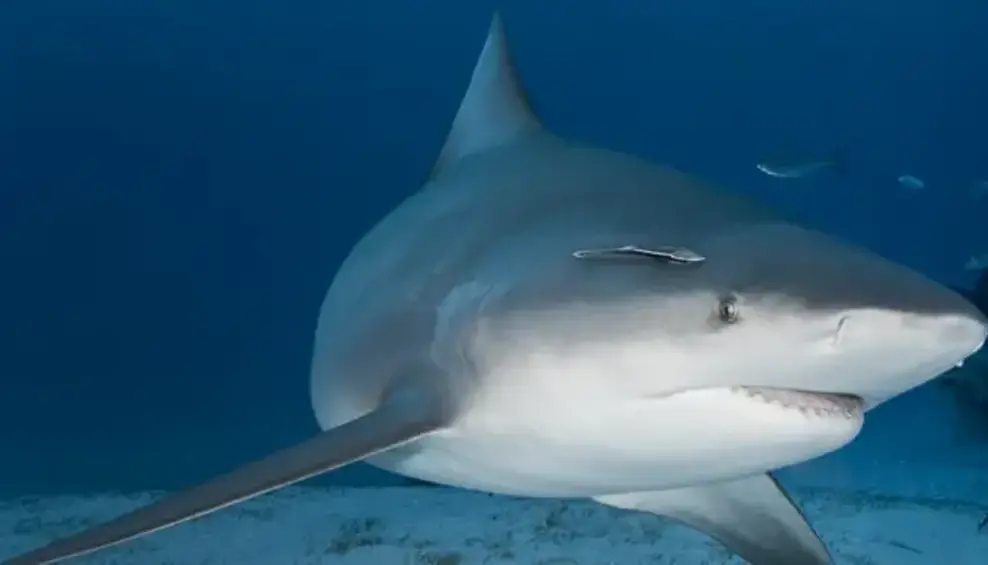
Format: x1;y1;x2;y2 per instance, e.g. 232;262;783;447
6;12;986;565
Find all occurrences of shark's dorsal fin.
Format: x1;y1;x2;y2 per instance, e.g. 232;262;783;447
431;13;544;178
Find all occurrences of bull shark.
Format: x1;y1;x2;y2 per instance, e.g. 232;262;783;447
5;13;987;565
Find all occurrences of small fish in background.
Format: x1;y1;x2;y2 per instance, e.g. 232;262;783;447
756;155;844;179
965;253;988;271
897;174;925;191
755;140;846;179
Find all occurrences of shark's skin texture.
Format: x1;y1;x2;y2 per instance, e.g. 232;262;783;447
5;13;987;565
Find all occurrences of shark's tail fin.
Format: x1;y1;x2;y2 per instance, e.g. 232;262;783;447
1;385;448;565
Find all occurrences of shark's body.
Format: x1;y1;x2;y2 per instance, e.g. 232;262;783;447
6;14;987;565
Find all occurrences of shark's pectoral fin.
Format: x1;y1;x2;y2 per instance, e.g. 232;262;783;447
3;386;447;565
594;473;831;565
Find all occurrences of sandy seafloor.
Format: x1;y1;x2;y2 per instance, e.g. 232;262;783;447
2;453;987;565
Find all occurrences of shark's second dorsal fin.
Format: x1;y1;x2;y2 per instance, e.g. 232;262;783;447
431;13;544;178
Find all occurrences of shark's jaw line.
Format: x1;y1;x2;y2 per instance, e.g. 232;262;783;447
372;383;867;499
645;386;867;419
729;386;865;418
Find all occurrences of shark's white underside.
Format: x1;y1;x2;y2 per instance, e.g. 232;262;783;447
370;386;864;497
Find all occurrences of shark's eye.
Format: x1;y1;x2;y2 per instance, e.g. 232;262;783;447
717;295;740;324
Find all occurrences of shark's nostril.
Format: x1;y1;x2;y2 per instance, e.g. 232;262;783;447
832;316;849;346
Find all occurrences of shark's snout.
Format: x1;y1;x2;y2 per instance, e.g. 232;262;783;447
721;224;988;408
839;279;987;356
821;284;988;409
813;234;988;356
929;312;988;352
897;275;988;354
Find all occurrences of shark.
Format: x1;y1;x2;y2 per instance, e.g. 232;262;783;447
5;13;987;565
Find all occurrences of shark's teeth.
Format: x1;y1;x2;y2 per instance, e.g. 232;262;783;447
732;386;864;418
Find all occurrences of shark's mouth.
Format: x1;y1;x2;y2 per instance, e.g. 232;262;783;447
734;386;865;417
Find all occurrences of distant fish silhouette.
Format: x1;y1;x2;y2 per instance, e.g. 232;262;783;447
897;174;925;191
756;145;847;179
965;254;988;272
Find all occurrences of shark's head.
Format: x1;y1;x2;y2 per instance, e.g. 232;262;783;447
583;221;988;413
466;217;988;481
692;222;986;409
481;218;986;415
461;214;988;487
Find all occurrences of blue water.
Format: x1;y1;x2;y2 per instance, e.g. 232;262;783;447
0;0;985;513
